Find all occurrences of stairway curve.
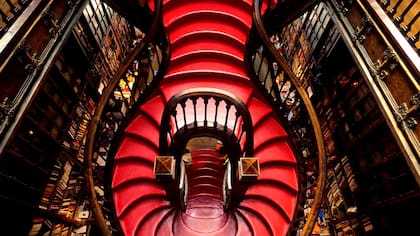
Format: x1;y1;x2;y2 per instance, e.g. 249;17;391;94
111;0;298;235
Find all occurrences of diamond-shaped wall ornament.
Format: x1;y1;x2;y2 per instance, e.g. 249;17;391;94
238;157;260;181
153;156;176;181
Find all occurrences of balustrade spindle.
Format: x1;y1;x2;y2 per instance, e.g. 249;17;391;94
387;0;403;18
18;0;27;6
173;110;179;131
0;5;13;22
232;113;239;136
379;0;391;8
214;99;220;127
257;52;264;76
409;30;420;46
5;0;20;13
401;11;420;34
224;104;231;131
192;97;198;128
394;0;416;24
181;100;187;129
263;61;271;87
118;86;130;110
203;97;208;127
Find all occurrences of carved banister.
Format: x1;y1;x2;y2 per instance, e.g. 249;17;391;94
84;0;165;235
249;1;327;236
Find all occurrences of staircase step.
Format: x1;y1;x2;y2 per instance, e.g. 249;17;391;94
186;197;224;218
170;51;245;77
139;95;166;125
187;166;222;178
112;158;155;188
155;208;177;236
258;163;298;191
119;197;171;236
163;1;252;31
171;32;244;59
247;97;273;126
188;184;223;198
188;161;225;172
114;137;158;161
167;11;248;46
113;181;166;216
160;78;253;104
191;148;221;156
255;140;297;164
125;114;160;147
134;205;175;236
187;175;224;186
188;193;223;202
234;211;253;236
254;116;288;148
245;182;298;221
173;198;236;236
240;198;289;236
236;208;272;236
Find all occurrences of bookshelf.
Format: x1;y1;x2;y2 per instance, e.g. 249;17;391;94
22;36;99;235
0;0;146;234
314;39;419;235
30;155;86;236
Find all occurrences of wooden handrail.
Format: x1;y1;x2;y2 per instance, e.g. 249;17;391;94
250;1;327;236
84;0;164;235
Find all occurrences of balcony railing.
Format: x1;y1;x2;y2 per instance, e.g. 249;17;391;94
158;89;255;208
159;89;254;158
377;0;420;55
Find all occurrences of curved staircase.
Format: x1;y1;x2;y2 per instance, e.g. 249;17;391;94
111;0;299;235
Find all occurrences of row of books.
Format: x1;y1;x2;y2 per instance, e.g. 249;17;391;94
39;161;65;210
340;156;358;192
326;169;346;218
63;104;90;154
29;217;86;236
31;158;87;235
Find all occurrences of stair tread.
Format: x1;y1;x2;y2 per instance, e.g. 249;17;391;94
135;207;175;236
119;198;171;236
257;164;299;191
255;141;297;164
163;1;252;30
254;116;288;147
236;208;271;236
113;182;166;216
167;14;248;46
171;32;244;59
234;211;253;236
125;114;160;147
239;200;289;236
139;95;166;125
247;97;273;126
114;137;158;161
112;160;154;188
243;184;297;222
160;79;253;104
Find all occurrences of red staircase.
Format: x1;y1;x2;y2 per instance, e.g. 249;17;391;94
111;0;298;235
